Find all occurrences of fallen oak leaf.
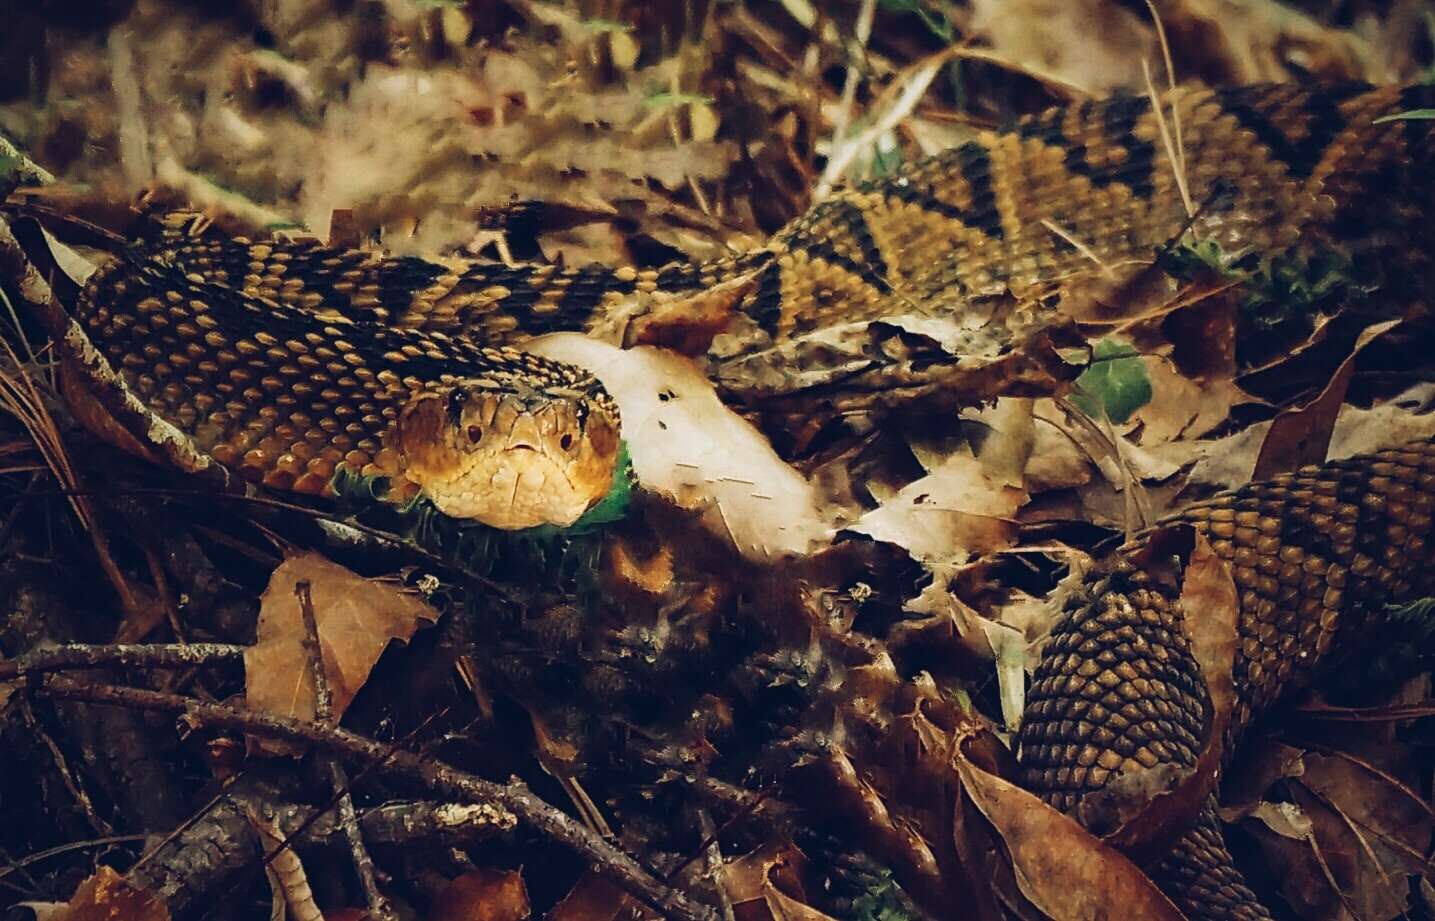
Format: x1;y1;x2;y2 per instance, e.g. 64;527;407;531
244;553;440;736
954;738;1187;921
1253;319;1401;479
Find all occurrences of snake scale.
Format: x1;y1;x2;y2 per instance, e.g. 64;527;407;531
44;81;1435;915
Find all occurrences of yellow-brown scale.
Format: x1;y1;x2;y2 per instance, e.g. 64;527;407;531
1017;440;1435;918
74;255;619;526
152;85;1430;367
66;80;1435;913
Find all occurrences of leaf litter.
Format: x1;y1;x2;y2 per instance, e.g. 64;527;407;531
0;1;1433;919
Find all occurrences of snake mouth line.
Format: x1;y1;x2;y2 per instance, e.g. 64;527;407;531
391;381;620;530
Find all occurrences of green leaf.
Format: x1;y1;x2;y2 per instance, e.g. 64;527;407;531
1373;109;1435;124
0;153;17;180
1070;338;1152;424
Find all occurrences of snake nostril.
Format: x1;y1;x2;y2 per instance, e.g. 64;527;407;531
467;425;483;443
560;433;574;451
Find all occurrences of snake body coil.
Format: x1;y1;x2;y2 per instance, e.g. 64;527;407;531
52;81;1435;912
1017;439;1435;918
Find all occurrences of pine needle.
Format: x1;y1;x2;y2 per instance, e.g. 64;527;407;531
1040;219;1116;277
1142;1;1192;218
1142;59;1193;219
1146;0;1186;186
0;328;91;532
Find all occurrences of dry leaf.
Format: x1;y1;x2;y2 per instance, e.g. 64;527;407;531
245;553;440;729
428;869;531;921
1168;383;1435;494
722;845;838;921
1133;354;1255;445
54;867;168;921
1253;320;1400;479
1237;678;1434;920
529;334;831;558
546;876;651;921
848;451;1025;568
955;751;1186;921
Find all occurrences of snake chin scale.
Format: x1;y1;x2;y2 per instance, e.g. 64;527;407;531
391;380;620;530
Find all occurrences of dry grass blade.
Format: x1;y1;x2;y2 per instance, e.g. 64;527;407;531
1142;58;1193;219
0;255;155;635
1040;219;1115;278
816;44;957;197
0;317;91;532
826;0;878;176
1145;0;1186;185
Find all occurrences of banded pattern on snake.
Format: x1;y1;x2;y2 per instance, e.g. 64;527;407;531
34;80;1435;917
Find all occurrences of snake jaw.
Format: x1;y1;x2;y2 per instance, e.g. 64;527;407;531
392;381;620;530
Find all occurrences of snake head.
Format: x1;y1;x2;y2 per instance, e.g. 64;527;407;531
393;377;620;530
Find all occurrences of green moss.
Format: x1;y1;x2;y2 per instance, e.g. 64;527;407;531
1158;240;1375;346
850;869;916;921
1323;597;1435;703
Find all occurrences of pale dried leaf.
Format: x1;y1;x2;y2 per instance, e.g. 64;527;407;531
245;553;440;728
848;451;1025;567
955;755;1186;920
1181;385;1435;492
528;334;831;558
1133;355;1255;445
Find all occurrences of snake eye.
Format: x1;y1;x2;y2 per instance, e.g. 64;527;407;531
467;424;483;443
447;389;468;425
560;433;574;451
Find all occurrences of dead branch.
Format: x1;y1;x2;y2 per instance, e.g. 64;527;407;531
35;675;720;921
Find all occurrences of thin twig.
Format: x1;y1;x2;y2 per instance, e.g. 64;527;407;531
0;218;157;632
0;131;56;195
826;0;877;174
697;809;737;921
19;702;114;836
0;643;244;682
295;581;396;921
35;677;718;921
816;44;959;198
0;835;147;883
